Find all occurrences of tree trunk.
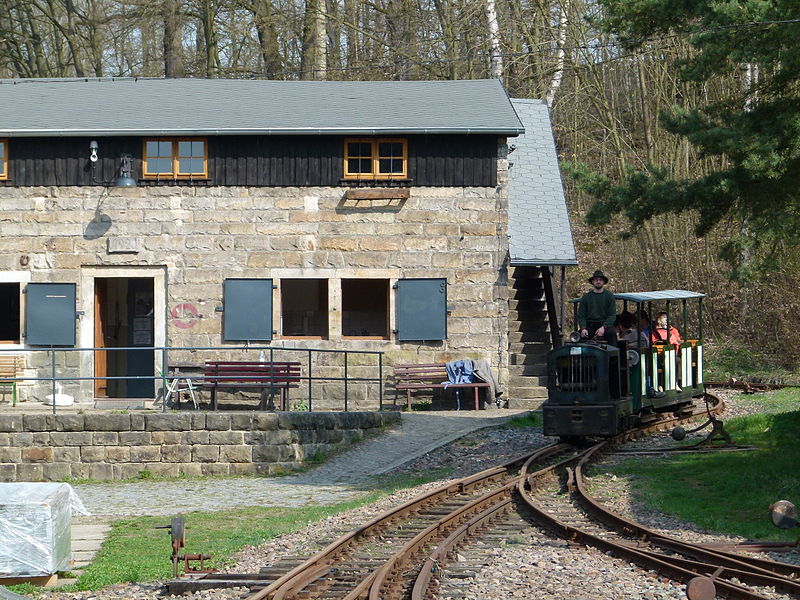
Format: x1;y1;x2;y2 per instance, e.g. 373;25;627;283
163;0;185;77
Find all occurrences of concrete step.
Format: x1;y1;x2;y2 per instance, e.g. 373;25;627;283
507;397;547;410
508;374;548;387
509;352;548;365
508;309;549;323
508;330;551;343
508;298;546;310
508;363;547;377
94;398;148;409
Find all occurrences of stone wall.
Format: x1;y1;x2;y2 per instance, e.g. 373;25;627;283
0;146;510;408
0;410;400;482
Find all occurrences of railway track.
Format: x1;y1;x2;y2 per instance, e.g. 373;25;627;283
169;393;798;600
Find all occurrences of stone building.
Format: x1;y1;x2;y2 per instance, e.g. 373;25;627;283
0;78;575;410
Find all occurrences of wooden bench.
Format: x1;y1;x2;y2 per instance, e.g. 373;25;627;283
393;363;490;411
0;355;24;406
201;361;302;411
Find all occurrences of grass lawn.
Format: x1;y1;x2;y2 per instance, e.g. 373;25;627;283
11;473;436;596
602;388;800;541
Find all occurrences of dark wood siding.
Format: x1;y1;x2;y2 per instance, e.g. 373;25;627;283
2;135;498;187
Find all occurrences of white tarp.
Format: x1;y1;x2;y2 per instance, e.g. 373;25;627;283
0;483;89;576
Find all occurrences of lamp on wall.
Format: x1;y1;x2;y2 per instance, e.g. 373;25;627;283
89;140;99;162
115;154;136;187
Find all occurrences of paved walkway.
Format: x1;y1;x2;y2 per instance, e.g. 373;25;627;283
69;409;529;569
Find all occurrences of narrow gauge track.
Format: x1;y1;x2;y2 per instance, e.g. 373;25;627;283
173;393;794;600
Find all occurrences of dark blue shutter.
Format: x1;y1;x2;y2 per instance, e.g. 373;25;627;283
223;279;273;341
396;278;447;341
25;283;77;346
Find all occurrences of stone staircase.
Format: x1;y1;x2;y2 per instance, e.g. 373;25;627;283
507;266;554;408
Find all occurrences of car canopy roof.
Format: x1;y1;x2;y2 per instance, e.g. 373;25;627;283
569;290;704;303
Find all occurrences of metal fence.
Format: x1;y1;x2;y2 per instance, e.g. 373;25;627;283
0;345;384;414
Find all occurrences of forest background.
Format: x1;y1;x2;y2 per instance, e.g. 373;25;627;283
2;0;795;371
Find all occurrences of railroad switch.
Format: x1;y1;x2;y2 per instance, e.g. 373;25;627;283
156;516;214;578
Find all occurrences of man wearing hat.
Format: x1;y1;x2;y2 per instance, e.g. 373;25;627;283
577;270;617;344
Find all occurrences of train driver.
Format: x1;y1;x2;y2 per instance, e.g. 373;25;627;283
578;270;618;344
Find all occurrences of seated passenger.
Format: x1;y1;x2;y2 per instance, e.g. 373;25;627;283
650;312;682;351
651;312;683;392
617;311;648;348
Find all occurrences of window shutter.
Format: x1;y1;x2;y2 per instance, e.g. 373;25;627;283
25;283;77;346
223;279;273;341
396;278;447;341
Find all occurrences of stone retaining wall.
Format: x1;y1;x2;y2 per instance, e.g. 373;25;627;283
0;410;400;482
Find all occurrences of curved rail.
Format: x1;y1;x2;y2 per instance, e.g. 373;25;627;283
244;449;545;600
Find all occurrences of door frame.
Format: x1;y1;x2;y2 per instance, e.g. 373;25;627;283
79;266;167;401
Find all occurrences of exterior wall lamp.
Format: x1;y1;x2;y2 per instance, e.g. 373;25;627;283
115;154;136;187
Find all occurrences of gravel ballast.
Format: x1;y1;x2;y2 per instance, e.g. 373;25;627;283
36;390;798;600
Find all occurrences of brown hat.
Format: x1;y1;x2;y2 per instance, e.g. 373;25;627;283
588;270;608;284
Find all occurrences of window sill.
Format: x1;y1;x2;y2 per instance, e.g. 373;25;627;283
344;188;411;201
341;178;412;187
341;336;389;340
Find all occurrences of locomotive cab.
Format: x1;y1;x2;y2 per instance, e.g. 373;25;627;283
542;289;705;439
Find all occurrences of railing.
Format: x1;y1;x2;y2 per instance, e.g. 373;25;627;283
0;346;384;414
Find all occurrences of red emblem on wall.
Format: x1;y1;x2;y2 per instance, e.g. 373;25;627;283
170;303;200;329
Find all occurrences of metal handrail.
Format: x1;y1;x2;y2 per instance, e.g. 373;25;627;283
0;345;384;414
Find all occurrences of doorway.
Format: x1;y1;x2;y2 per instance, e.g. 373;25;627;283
94;277;154;398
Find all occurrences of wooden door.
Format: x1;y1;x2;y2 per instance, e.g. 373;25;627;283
94;279;108;397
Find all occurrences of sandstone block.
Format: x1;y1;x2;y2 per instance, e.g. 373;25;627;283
192;445;220;463
220;445;252;463
52;446;81;462
151;431;182;445
17;464;43;481
54;414;85;432
105;446;132;462
119;431;151;446
131;446;162;462
206;414;232;431
0;465;16;482
0;447;21;462
93;432;120;446
209;431;244;445
84;413;132;431
161;445;192;463
43;463;72;482
88;464;115;482
201;463;230;476
0;415;22;432
21;447;52;462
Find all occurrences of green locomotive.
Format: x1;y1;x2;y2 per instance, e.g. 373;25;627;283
542;290;705;438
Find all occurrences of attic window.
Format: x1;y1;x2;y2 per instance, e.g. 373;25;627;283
143;138;207;179
344;138;407;180
0;140;7;180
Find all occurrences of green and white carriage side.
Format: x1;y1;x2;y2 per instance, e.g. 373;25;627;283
614;290;705;410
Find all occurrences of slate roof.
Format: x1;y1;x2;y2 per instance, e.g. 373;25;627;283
507;98;577;266
0;78;524;137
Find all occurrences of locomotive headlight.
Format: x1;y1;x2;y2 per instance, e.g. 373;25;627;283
627;349;640;366
569;331;581;343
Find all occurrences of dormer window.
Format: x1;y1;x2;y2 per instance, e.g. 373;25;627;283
0;140;7;180
344;138;407;180
143;138;207;179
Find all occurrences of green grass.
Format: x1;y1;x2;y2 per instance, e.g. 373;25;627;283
604;390;800;540
10;472;441;595
704;341;800;385
506;412;541;429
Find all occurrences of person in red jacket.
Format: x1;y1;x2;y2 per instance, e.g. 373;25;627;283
650;312;681;351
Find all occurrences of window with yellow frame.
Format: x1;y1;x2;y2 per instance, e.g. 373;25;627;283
143;138;207;179
0;140;8;180
344;138;407;180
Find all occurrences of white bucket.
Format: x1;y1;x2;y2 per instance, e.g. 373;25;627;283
43;393;75;407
